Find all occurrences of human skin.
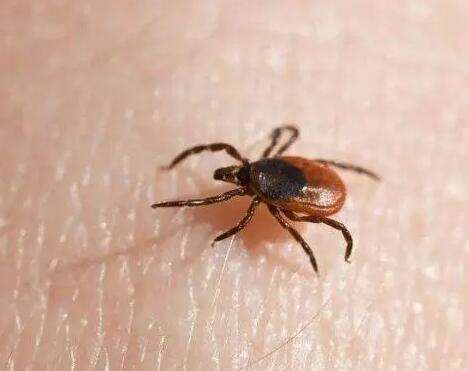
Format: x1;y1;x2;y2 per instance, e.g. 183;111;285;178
1;1;468;370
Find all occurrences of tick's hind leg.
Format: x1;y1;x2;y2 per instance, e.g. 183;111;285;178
162;143;248;170
268;205;319;274
211;197;260;245
262;125;299;158
315;159;380;181
283;210;353;263
151;188;247;208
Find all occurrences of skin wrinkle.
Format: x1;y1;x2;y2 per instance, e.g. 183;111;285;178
156;335;168;371
210;237;233;309
121;267;136;369
245;266;280;366
30;293;47;364
90;263;106;368
207;236;234;368
179;225;192;261
182;268;198;371
231;263;242;367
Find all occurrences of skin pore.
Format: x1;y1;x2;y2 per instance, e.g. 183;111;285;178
1;1;468;369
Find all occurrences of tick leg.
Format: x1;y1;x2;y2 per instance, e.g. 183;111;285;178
314;159;380;181
212;197;260;245
151;188;247;208
283;210;353;263
262;125;299;158
268;205;319;274
162;143;248;170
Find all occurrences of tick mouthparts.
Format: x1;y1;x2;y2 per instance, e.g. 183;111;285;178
213;165;240;183
213;167;226;181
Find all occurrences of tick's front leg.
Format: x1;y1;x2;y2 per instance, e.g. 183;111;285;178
151;188;247;208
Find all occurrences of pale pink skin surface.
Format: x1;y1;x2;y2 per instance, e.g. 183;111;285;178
1;1;468;370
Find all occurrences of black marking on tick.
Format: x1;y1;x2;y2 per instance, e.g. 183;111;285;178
250;158;307;200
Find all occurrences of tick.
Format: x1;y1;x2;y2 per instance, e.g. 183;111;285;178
152;125;379;274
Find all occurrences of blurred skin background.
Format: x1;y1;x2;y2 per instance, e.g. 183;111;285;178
1;1;468;369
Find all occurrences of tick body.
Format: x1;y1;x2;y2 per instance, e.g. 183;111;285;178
248;157;346;216
152;125;379;274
